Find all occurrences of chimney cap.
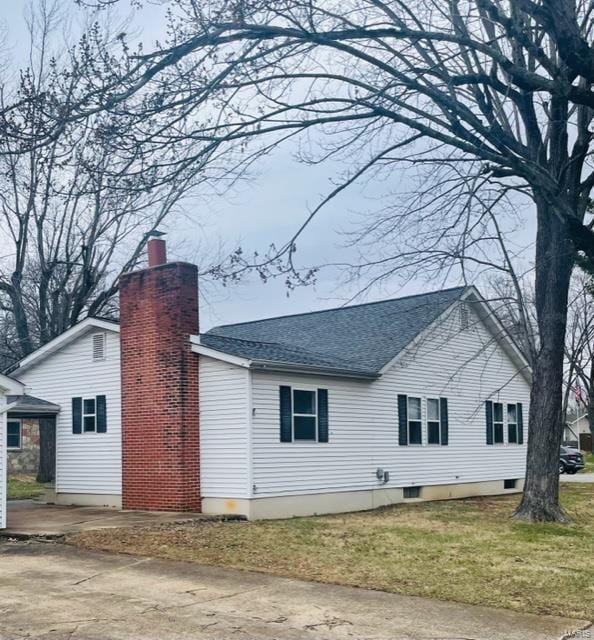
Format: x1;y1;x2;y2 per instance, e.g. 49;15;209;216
146;229;166;238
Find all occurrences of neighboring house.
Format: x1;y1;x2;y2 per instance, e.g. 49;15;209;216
1;237;531;522
564;413;592;451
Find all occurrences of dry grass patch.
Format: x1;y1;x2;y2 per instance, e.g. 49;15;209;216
68;484;594;620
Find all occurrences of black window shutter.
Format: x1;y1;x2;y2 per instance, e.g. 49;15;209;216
398;394;408;445
72;397;82;434
440;397;449;446
317;389;329;443
96;395;107;433
280;386;292;442
485;400;494;445
517;402;524;445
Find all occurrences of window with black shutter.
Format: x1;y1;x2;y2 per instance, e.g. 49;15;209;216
280;386;328;443
72;395;107;434
486;400;525;445
427;398;449;445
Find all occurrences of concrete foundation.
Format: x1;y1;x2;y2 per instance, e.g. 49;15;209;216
49;492;122;509
202;478;525;520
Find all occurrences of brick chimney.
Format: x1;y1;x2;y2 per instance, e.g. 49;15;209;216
119;235;200;511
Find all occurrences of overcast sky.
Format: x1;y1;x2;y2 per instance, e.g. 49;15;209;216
0;1;533;330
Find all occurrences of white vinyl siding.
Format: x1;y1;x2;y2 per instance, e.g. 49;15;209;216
0;393;7;528
199;356;250;498
17;330;121;496
249;303;530;498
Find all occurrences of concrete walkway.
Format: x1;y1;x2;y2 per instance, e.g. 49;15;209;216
561;472;594;483
2;500;207;537
0;541;589;640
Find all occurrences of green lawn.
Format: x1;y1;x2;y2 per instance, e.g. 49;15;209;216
7;475;45;500
68;484;594;620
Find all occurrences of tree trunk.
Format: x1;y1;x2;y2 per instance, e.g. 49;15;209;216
36;417;56;484
578;356;594;452
514;201;574;523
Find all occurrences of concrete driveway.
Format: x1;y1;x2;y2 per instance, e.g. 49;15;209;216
2;500;207;537
561;472;594;483
0;541;589;640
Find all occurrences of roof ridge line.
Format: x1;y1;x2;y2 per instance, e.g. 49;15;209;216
209;286;468;331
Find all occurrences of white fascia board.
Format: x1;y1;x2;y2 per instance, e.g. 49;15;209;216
10;317;120;376
462;288;532;383
378;286;532;384
0;373;24;395
189;335;252;368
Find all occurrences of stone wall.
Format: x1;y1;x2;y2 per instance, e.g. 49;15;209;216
7;419;40;475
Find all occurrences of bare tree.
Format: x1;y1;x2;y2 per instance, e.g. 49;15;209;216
563;276;594;446
0;2;215;363
54;0;594;522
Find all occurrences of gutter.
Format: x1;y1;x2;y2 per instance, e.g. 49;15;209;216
249;360;379;380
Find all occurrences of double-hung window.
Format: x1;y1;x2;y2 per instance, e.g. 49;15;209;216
72;395;107;434
486;400;523;445
407;397;423;445
507;404;519;443
398;395;449;446
279;386;329;443
83;398;97;432
293;389;317;440
427;398;441;445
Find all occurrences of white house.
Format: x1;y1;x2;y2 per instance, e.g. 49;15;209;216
1;237;531;523
0;373;25;529
564;412;591;450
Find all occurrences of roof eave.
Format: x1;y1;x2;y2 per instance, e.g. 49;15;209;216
249;360;379;380
8;317;120;376
8;404;60;415
190;336;378;380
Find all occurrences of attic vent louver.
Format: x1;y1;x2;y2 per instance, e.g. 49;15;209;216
459;302;470;330
92;333;106;361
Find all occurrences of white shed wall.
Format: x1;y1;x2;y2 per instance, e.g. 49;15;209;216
249;304;530;498
18;329;122;496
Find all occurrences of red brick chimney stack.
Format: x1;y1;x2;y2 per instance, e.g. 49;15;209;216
147;236;167;267
119;234;201;512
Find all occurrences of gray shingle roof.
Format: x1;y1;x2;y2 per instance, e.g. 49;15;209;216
203;287;467;376
6;394;60;414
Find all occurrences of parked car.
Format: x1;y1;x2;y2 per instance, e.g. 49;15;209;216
560;446;585;474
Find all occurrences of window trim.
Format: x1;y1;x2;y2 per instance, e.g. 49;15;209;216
292;388;318;442
426;397;441;445
7;419;22;450
82;397;97;433
407;396;423;445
